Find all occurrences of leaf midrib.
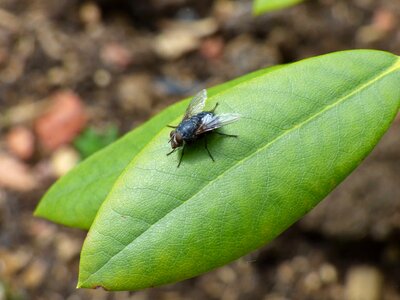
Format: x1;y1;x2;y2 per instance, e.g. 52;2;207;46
81;58;400;286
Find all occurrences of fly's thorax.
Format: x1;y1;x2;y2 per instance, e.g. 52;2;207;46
177;118;198;140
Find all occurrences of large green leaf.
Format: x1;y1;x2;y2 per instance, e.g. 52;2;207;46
78;50;400;290
34;65;284;229
253;0;304;15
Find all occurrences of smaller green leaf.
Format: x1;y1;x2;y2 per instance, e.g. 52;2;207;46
253;0;304;15
74;126;119;159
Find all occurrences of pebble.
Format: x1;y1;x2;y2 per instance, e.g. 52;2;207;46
117;74;153;113
345;266;383;300
0;153;37;191
224;35;280;76
154;18;218;60
100;42;133;70
20;259;48;289
93;69;111;87
303;271;322;293
372;8;396;32
55;234;82;262
6;126;34;160
277;262;295;284
25;219;57;248
47;67;68;86
200;36;224;60
0;248;33;277
291;256;309;273
216;266;237;284
319;263;338;284
2;100;49;128
51;146;80;177
35;90;87;151
79;2;101;25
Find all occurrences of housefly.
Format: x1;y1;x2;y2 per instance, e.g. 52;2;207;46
167;89;240;167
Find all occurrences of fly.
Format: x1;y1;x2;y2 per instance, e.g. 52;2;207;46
167;89;240;167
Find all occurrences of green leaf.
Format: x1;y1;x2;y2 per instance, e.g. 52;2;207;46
253;0;304;15
34;65;285;230
78;50;400;290
74;126;119;159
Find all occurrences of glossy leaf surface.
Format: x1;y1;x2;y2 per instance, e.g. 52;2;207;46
253;0;304;14
78;50;400;290
34;66;284;229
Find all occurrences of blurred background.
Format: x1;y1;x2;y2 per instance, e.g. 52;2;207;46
0;0;399;299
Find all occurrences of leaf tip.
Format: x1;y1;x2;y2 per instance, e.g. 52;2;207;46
33;204;43;217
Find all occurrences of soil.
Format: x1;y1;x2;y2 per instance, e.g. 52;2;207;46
0;0;399;299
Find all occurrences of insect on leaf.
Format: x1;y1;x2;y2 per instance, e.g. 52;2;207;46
34;65;286;229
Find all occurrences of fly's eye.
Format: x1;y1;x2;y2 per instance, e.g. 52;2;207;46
175;132;183;143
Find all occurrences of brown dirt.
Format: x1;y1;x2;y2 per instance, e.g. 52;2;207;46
0;0;399;299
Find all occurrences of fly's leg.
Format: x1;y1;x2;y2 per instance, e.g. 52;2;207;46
210;102;219;113
167;149;176;156
167;125;177;128
204;137;215;162
177;144;186;168
215;131;238;138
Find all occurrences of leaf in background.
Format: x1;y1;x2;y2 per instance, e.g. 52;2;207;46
34;65;285;230
74;126;119;159
253;0;304;15
78;50;400;290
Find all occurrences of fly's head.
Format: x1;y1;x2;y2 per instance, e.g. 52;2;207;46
170;130;183;149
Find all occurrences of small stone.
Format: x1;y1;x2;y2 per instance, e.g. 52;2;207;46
79;2;101;25
117;74;153;114
0;248;33;276
345;266;383;300
372;9;396;32
303;271;322;292
154;18;218;60
93;69;111;87
154;28;199;60
25;219;57;248
200;36;224;60
55;234;82;262
6;126;35;160
0;153;37;191
20;259;48;289
100;42;132;70
35;90;87;151
216;266;237;284
51;146;80;177
277;262;295;284
291;256;309;273
47;67;68;86
319;263;338;284
356;25;384;44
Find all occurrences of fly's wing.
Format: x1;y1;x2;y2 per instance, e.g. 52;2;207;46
196;113;240;134
183;89;207;120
